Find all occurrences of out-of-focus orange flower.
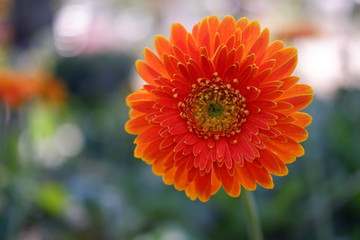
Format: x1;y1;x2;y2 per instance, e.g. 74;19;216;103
125;16;313;202
0;69;67;109
0;70;38;108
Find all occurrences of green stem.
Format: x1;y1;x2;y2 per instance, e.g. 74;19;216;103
244;190;263;240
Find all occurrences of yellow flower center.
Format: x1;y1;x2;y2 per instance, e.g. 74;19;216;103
179;74;248;139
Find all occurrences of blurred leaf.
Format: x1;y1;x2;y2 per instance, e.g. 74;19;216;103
36;182;68;217
28;104;60;140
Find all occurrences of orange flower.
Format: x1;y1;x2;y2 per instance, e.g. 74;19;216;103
0;69;67;109
0;70;38;108
125;16;313;202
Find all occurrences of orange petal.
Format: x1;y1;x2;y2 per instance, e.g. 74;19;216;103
281;84;313;99
195;173;212;202
154;35;172;57
264;40;285;61
229;143;244;166
250;28;270;64
270;47;298;71
174;164;189;190
170;23;188;53
278;76;300;91
196;16;211;51
199;149;211;170
162;54;180;77
139;139;165;163
134;143;148;159
266;138;305;157
280;94;314;113
186;33;200;61
143;48;166;76
274;123;309;142
125;115;148;134
127;99;155;113
266;55;297;82
218;15;236;45
200;54;215;78
126;89;153;102
248;164;274;189
229;177;241;197
251;68;272;86
208;15;220;36
236;164;256;190
135;60;161;85
291;112;313;127
135;126;162;144
213;45;228;76
163;165;177;184
218;166;235;195
152;152;171;175
242;20;261;53
160;136;176;150
257;149;281;174
185;182;198;200
208;15;220;55
210;170;221;193
272;150;296;164
235;17;249;32
168;121;188;135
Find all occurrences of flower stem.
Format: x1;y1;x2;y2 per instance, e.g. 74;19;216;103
244;190;263;240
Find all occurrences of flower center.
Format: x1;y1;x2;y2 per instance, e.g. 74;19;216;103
179;74;249;139
207;103;224;118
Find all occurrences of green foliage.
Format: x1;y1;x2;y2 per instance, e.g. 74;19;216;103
35;182;68;216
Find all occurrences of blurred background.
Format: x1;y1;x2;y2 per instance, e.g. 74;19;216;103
1;0;360;239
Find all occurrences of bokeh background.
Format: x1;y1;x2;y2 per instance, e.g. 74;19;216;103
1;0;360;239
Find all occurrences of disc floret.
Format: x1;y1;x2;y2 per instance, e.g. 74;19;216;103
179;73;248;139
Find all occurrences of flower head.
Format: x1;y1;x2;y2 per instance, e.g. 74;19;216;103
125;16;313;202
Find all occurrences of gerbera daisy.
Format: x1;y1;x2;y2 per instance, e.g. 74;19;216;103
125;15;313;202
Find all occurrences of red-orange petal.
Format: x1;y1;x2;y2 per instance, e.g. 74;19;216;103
135;60;161;85
291;112;313;127
154;35;173;57
273;123;309;142
218;16;236;45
